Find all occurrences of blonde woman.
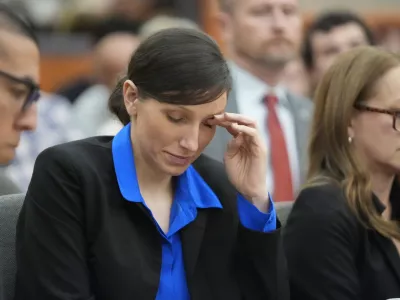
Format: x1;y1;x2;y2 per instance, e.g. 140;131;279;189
284;46;400;300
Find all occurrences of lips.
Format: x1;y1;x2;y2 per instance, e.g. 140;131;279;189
164;152;193;166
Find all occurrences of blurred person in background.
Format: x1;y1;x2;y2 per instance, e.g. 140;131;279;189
97;15;201;136
212;0;313;202
70;32;140;138
284;46;400;299
302;11;375;96
55;0;172;105
68;0;173;41
0;4;40;196
1;0;64;31
5;92;83;192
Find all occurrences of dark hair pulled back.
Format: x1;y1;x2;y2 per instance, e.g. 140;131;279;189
108;28;232;125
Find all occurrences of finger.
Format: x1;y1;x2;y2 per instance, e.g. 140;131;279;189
226;132;244;154
221;113;257;128
230;123;257;137
226;123;240;137
207;118;232;127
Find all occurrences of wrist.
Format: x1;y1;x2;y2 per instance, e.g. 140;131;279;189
242;188;270;213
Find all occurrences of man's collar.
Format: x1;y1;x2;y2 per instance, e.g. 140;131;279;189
228;60;289;103
373;178;400;220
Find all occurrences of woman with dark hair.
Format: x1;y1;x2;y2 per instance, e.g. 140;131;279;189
15;28;288;300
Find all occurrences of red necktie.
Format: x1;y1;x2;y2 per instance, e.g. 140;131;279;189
264;94;294;201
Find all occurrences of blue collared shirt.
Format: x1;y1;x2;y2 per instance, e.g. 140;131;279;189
112;124;277;300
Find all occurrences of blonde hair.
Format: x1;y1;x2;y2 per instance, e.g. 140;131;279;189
307;46;400;240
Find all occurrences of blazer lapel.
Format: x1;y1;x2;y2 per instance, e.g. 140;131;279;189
372;233;400;285
181;210;208;279
371;191;400;285
284;93;312;184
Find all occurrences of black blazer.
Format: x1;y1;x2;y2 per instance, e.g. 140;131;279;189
15;136;289;300
283;182;400;300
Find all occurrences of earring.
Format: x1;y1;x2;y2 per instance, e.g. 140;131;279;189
348;136;353;143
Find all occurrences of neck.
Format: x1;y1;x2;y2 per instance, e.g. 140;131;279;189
135;156;172;193
231;51;285;86
131;143;172;197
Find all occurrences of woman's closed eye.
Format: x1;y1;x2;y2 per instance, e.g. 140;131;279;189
167;114;215;129
203;120;214;128
167;114;185;123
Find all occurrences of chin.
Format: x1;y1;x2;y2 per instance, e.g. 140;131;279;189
161;164;189;177
0;148;16;165
158;151;196;176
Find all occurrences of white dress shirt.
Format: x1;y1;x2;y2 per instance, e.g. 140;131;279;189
229;62;300;195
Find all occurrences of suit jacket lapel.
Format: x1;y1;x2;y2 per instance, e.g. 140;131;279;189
284;93;312;184
372;233;400;285
181;210;207;279
371;189;400;285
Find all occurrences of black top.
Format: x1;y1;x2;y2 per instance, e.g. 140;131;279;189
283;181;400;300
14;136;289;300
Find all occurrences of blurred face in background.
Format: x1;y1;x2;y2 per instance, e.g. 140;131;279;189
310;22;370;84
0;30;39;164
221;0;302;68
93;33;141;90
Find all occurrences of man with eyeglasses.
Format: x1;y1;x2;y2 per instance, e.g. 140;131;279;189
0;4;40;195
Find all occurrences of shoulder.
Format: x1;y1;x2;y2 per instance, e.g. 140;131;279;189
285;183;361;238
35;136;114;175
293;182;353;217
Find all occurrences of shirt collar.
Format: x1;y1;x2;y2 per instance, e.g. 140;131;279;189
112;123;222;209
229;61;288;104
373;179;400;220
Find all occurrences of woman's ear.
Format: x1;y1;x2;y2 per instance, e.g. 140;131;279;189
123;80;139;117
348;118;355;142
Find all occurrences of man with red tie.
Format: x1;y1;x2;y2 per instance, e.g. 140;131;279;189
204;0;313;202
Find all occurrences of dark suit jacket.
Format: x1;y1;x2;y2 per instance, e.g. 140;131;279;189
283;182;400;300
15;136;289;300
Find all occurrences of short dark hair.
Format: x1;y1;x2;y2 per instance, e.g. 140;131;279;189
0;3;38;47
109;28;232;125
302;11;375;70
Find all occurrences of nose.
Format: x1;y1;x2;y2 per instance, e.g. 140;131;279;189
15;103;38;132
271;9;286;31
179;126;199;153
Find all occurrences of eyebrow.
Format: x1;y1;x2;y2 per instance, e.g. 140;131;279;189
174;105;225;118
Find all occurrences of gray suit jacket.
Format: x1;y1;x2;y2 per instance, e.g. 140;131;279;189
203;79;313;189
0;170;20;196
